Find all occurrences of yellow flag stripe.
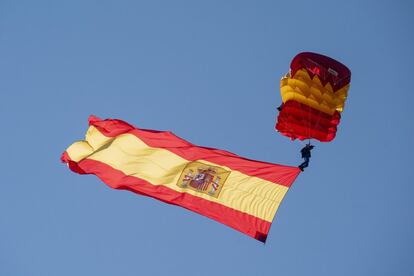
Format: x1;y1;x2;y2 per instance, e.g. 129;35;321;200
66;126;289;222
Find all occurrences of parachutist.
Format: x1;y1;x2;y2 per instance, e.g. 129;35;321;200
298;143;314;171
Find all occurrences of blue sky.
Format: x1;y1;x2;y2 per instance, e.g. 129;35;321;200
1;1;413;275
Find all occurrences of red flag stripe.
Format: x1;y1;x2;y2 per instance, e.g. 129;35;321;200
87;115;300;187
63;154;272;242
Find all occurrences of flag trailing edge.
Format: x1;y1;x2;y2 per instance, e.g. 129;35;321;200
61;115;301;242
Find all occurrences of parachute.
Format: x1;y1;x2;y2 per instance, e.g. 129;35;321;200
276;52;351;142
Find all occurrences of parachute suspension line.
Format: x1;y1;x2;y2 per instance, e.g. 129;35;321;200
306;72;313;141
306;95;311;141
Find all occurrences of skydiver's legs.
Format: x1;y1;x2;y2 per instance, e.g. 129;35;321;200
299;157;309;171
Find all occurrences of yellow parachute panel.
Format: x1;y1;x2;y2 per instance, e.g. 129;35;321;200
280;69;349;115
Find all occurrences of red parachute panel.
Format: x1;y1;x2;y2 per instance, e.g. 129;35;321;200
276;101;341;142
290;52;351;91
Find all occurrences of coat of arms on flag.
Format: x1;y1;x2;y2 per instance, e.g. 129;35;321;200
177;161;230;198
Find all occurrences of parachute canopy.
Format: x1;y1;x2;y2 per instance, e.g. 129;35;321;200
276;52;351;142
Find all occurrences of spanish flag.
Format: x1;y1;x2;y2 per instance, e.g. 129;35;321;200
61;116;301;242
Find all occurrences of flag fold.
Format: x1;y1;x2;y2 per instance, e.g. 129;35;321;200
62;115;301;242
